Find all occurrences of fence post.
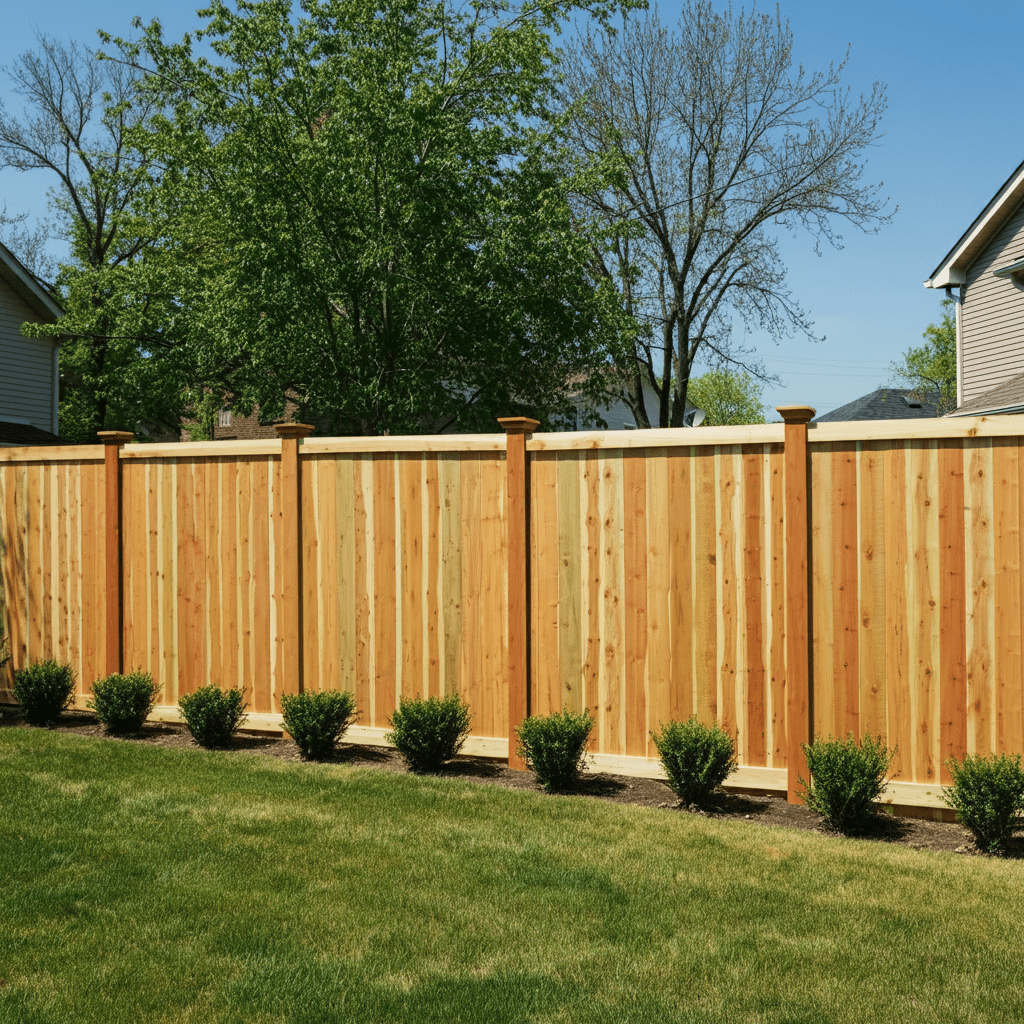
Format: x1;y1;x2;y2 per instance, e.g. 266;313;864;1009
275;424;316;707
97;431;133;677
777;406;815;803
499;416;539;770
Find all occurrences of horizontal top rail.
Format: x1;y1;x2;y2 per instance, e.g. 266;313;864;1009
808;413;1024;443
302;434;507;454
0;444;105;463
119;439;281;459
527;424;785;450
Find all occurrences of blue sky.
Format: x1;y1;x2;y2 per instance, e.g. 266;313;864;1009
2;0;1022;418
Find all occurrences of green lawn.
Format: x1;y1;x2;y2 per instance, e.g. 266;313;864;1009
1;728;1022;1024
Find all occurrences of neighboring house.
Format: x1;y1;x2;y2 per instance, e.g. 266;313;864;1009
0;240;65;447
925;157;1024;416
813;387;942;423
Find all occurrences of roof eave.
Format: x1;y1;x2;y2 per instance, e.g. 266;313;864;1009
925;157;1024;288
0;240;63;322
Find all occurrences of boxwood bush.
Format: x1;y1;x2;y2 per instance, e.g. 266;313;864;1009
280;689;357;759
943;752;1024;854
386;693;471;773
800;733;896;834
13;660;76;726
516;709;593;793
179;685;248;748
653;717;737;807
88;672;161;734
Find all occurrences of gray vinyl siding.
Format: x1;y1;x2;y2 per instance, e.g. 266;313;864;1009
0;274;56;431
962;197;1024;404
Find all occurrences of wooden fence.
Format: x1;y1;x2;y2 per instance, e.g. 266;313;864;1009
3;411;1024;811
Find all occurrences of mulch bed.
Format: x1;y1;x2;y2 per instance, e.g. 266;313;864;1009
3;706;1019;859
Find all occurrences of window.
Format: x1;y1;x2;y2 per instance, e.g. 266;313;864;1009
218;409;233;428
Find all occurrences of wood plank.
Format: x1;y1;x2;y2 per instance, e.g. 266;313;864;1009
234;458;252;705
810;445;834;739
460;455;483;720
716;450;739;751
857;444;888;742
335;457;356;698
645;448;671;754
372;454;398;727
810;414;1024;444
885;443;912;778
557;455;584;715
581;451;602;743
302;456;321;694
531;453;559;717
598;450;625;754
28;462;42;664
424;456;441;700
438;454;461;703
353;455;375;721
251;459;272;714
305;435;507;454
831;443;859;740
668;449;693;726
908;441;940;783
937;442;967;781
692;449;718;727
400;454;424;698
528;425;786;451
964;439;995;754
768;446;787;768
743;447;767;766
479;456;505;737
992;440;1023;758
622;451;648;757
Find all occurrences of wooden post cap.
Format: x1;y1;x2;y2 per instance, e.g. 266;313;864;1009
775;406;816;425
497;417;540;435
97;431;134;445
274;423;316;440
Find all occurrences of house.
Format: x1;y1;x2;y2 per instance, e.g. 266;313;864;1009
813;387;942;423
924;158;1024;416
0;240;64;447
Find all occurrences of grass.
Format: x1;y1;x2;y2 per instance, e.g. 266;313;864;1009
1;729;1023;1023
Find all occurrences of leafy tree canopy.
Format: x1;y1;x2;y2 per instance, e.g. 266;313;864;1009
890;298;956;415
687;368;765;426
99;0;639;436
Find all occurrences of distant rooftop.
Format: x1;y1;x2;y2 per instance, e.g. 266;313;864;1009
813;388;941;423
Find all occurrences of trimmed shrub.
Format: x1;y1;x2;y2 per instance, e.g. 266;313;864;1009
943;753;1024;854
800;733;896;834
88;672;161;734
13;660;76;726
387;693;471;774
179;685;248;748
280;689;357;759
516;709;593;793
653;717;737;807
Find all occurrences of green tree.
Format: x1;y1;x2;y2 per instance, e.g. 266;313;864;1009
687;369;765;426
101;0;637;436
0;35;192;442
890;299;956;415
560;3;893;427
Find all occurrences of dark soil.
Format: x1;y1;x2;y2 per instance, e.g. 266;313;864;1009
3;706;1020;859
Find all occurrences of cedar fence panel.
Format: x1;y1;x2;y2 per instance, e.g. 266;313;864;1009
3;417;1024;810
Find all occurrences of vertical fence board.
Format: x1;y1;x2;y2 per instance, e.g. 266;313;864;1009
743;448;766;766
623;452;648;757
857;444;887;743
557;455;583;715
646;449;671;752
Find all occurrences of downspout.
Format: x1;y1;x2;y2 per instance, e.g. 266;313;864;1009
945;286;963;408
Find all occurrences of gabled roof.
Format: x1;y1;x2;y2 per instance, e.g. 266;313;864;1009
813;388;941;423
925;158;1024;289
946;370;1024;417
0;240;62;322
